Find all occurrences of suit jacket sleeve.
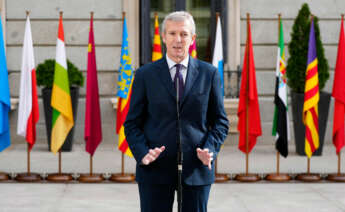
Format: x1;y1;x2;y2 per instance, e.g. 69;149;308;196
124;69;149;163
203;68;229;157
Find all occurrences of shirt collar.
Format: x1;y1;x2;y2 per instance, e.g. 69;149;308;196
166;54;189;70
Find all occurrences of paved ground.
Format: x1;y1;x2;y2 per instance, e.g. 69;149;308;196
1;143;345;212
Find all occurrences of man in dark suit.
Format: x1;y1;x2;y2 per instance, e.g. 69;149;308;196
124;11;229;212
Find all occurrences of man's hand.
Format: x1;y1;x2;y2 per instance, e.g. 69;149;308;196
141;146;166;165
196;148;214;170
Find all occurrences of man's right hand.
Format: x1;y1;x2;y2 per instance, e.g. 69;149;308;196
141;146;166;165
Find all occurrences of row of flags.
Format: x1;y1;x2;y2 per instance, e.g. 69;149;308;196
0;14;103;157
1;12;345;162
243;15;345;159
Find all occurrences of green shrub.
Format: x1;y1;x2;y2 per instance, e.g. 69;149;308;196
36;59;84;88
286;3;329;93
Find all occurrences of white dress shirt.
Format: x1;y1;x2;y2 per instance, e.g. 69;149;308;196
166;54;189;84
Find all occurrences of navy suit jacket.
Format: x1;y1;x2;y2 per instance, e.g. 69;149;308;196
124;56;229;186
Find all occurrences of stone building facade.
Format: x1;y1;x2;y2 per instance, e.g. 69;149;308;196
3;0;344;151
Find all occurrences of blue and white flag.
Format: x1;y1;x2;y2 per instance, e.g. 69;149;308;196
212;16;224;96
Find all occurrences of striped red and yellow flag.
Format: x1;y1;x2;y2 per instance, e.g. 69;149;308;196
189;39;197;58
152;13;162;62
116;16;133;157
116;81;133;157
303;18;319;158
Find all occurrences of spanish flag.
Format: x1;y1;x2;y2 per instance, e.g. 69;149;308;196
152;13;162;62
50;13;74;153
303;18;319;158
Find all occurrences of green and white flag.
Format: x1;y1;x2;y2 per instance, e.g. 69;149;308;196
272;18;290;157
50;14;74;153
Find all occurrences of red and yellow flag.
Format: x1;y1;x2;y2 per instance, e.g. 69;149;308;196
116;83;133;157
152;13;162;62
84;13;102;156
189;39;197;58
116;16;133;157
303;18;319;158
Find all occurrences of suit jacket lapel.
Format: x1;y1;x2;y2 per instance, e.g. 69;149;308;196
155;57;176;99
181;56;199;105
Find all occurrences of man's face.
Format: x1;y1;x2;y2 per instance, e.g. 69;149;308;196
162;20;196;63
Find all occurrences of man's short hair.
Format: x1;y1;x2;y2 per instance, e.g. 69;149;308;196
162;11;196;35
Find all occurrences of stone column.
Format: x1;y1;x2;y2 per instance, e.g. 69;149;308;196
226;0;240;98
225;0;240;133
227;0;240;71
0;0;6;49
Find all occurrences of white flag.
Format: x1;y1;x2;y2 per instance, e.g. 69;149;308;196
212;16;224;96
17;16;39;150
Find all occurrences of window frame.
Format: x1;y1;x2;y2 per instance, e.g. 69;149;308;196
140;0;227;65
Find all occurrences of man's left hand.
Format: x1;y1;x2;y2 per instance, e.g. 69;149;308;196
196;148;214;170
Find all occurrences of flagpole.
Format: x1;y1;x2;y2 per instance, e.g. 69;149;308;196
110;11;135;183
46;11;73;183
15;10;42;182
338;152;341;174
214;12;230;183
277;151;280;174
121;152;124;175
338;14;345;177
16;142;43;182
296;15;320;182
277;14;281;176
327;150;345;181
307;158;310;174
245;14;250;176
90;11;94;178
78;11;104;183
235;13;260;182
47;150;72;181
265;14;291;182
327;14;345;182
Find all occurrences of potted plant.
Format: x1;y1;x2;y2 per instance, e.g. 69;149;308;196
286;3;330;156
36;59;84;151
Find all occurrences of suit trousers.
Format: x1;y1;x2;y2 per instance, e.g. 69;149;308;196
138;183;211;212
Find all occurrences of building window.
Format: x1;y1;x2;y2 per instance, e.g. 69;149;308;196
140;0;227;65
